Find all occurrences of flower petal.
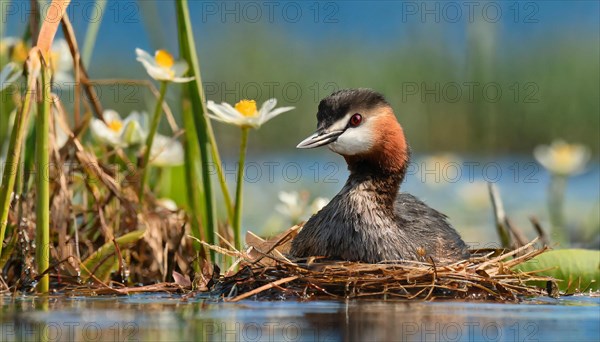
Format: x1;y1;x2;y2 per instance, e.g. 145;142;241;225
150;135;184;166
102;109;123;124
534;141;591;176
52;108;69;148
207;101;232;119
0;63;21;91
218;103;247;120
124;111;148;132
208;99;293;128
135;48;155;65
310;197;329;214
0;37;20;51
157;198;178;211
171;61;189;78
51;39;73;73
278;191;299;206
259;98;278;115
259;106;295;126
207;113;243;126
121;120;146;145
90;119;122;147
207;101;247;125
171;76;195;83
137;57;173;81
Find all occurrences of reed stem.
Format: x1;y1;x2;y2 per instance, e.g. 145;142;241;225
0;68;34;258
233;127;249;251
138;81;168;202
211;140;235;223
81;0;107;66
182;100;204;249
548;174;568;245
175;0;217;247
35;62;51;293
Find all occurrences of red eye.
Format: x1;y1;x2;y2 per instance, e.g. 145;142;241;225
350;113;362;127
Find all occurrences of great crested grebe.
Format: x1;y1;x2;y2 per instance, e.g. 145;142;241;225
290;89;470;264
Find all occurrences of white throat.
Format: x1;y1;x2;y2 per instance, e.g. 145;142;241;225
328;113;376;156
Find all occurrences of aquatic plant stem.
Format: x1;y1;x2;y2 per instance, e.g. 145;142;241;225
0;0;7;40
548;174;568;245
488;183;511;248
233;127;249;251
0;67;35;258
175;0;217;249
81;0;106;66
211;141;235;223
182;101;204;250
35;62;51;294
138;81;168;202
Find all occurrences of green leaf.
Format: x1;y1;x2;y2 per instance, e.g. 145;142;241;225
513;249;600;294
182;103;205;250
158;165;188;208
175;0;217;246
35;64;51;293
81;230;146;282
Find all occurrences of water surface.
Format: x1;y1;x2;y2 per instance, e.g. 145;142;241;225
1;294;598;341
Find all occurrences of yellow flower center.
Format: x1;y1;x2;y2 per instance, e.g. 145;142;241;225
108;120;123;132
235;100;258;117
155;50;174;68
553;144;575;167
11;41;28;63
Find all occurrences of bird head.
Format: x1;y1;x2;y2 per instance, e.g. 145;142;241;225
297;88;409;174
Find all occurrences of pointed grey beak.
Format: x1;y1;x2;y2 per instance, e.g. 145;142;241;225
296;130;344;149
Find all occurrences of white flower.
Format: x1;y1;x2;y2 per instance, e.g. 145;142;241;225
91;110;183;167
534;140;591;176
157;198;178;211
276;191;329;223
310;197;329;214
50;39;73;86
52;107;69;149
0;37;27;63
149;134;184;167
90;110;146;147
207;98;295;129
0;37;70;86
276;191;304;221
0;62;20;91
0;37;17;54
121;111;147;146
135;48;194;83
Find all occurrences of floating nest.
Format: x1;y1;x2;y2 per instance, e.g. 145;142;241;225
199;225;554;302
50;225;553;301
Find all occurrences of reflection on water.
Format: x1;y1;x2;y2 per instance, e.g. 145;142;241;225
1;295;598;341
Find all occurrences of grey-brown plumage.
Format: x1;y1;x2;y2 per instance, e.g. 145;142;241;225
291;89;470;264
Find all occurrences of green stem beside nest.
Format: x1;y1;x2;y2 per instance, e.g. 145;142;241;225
176;0;240;250
548;174;568;245
182;100;204;251
138;81;168;202
233;127;249;251
0;67;35;259
35;62;51;294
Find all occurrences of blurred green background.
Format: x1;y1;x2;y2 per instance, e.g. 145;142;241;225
4;0;597;156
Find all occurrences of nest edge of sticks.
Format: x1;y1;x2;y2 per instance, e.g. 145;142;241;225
201;225;554;302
